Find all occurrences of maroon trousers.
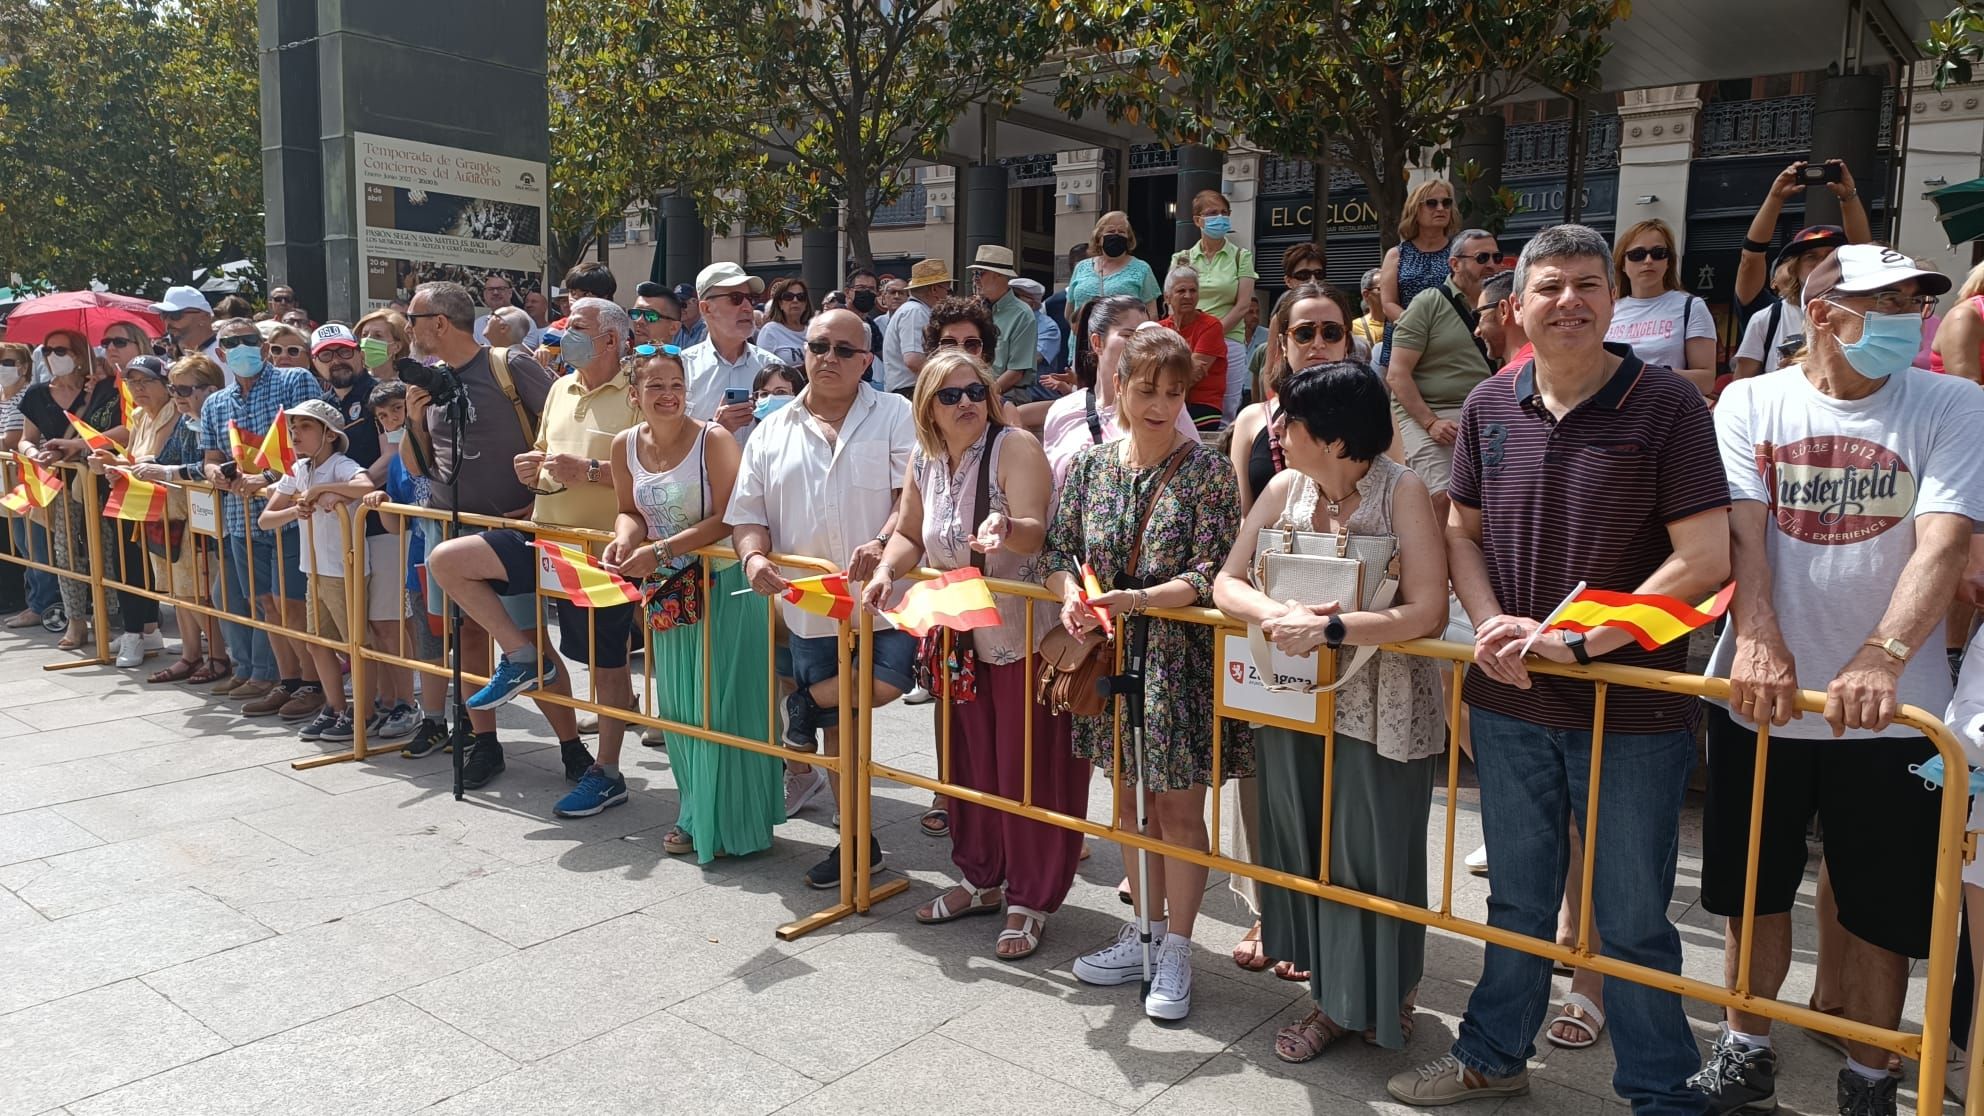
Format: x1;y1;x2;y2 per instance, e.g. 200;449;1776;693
941;659;1089;913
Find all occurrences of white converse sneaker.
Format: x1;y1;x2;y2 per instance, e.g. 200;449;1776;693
1464;844;1489;875
1144;935;1193;1020
1073;922;1161;987
140;630;166;657
113;632;144;668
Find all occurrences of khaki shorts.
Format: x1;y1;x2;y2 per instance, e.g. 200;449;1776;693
364;535;407;624
310;574;351;641
1392;402;1464;495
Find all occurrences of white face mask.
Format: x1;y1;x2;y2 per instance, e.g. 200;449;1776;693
45;353;75;378
0;362;19;387
384;428;405;446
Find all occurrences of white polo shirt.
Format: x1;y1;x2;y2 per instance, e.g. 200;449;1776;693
682;336;778;435
725;382;914;638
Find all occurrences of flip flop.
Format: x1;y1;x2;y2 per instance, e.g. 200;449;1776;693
1546;992;1605;1049
919;806;950;838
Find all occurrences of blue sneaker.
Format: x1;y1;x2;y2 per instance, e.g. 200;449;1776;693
467;652;559;711
781;689;818;749
554;765;628;818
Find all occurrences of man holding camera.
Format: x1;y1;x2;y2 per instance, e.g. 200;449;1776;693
398;281;553;788
682;262;776;439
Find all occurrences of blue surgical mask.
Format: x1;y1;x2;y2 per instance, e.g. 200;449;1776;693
1202;214;1233;238
753;393;793;421
560;329;595;369
226;346;262;378
1826;302;1919;381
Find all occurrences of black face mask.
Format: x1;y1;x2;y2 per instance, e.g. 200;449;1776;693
1101;234;1130;258
851;289;877;314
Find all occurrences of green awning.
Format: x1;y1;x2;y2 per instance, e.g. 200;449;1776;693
1926;177;1984;247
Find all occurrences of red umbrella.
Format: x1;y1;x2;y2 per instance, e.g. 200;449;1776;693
3;290;164;347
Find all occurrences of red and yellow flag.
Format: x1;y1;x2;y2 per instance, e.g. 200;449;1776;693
883;567;1003;637
0;452;64;514
103;471;165;522
1080;562;1114;638
64;411;125;456
118;377;137;431
226;421;259;472
781;573;856;621
529;539;641;608
1550;582;1736;651
255;411;296;473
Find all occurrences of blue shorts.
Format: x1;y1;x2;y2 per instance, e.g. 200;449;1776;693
781;629;917;726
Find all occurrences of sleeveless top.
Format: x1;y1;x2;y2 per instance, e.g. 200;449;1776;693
1279;455;1444;761
1930;295;1984;375
1380;238;1454;366
627;423;708;578
1246;422;1277;503
913;426;1050;665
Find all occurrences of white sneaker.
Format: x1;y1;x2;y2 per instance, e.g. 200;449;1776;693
1144;935;1194;1020
1950;1043;1970;1103
783;765;830;817
1464;844;1489;875
114;632;144;668
903;683;934;705
140;630;165;656
1073;922;1160;987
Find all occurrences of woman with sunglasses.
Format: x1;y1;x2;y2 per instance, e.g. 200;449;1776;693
128;356;230;684
0;340;61;630
1039;296;1203;493
860;349;1082;960
17;329;126;648
260;320;315;379
758;278;813;367
1378;181;1457;369
1607;219;1715;395
84;355;176;669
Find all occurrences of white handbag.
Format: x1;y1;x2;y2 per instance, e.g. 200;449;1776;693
1247;476;1399;693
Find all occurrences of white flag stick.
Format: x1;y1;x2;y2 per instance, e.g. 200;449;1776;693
1514;580;1586;659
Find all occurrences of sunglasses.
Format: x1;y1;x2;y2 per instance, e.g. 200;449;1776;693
217;334;260;349
1624;245;1671;263
1461;251;1505;266
1287;269;1324;282
628;308;680;323
270;294;294;304
103;336;138;350
160;309;190;321
274;345;307;358
934;382;990;406
633;343;684;357
168;384;209;398
778;290;809;303
1288;322;1347;346
1423;197;1454;209
934;336;985;354
806;339;868;360
704;291;752;307
45;346;73;357
404;312;442;323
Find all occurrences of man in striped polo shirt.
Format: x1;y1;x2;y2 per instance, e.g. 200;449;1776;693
1387;224;1731;1114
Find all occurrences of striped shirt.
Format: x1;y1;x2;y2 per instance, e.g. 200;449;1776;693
1448;343;1730;732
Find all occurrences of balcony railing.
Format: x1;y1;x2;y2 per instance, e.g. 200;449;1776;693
1258;154;1364;196
1698;90;1894;159
1503;114;1622;178
870;183;928;228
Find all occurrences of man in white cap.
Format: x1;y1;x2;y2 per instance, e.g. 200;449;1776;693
881;258;951;397
310;324;381;466
151;285;219;370
681;261;776;438
966;246;1038;402
1691;243;1984;1116
1009;277;1061;381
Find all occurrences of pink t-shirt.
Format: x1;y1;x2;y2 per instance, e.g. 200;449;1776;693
1040;388;1201;491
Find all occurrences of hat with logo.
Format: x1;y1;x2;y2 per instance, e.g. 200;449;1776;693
282;398;349;453
694;262;765;298
1780;224;1846;262
1802;243;1953;306
906;258;952;289
966;245;1019;278
150;285;211;316
309;323;359;355
122;355;168;381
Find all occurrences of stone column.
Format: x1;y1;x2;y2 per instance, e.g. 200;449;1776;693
924;164;962;274
1614;85;1703;254
1900;64;1984;279
1807;72;1884;229
965;164;1010;262
802;208;840;297
658;194;705;288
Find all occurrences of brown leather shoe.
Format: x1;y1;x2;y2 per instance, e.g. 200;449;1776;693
277;685;326;722
241;683;292;716
210;675;244;696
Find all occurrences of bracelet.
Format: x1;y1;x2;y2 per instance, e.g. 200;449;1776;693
1839;189;1858;201
1741;237;1771;254
650;539;671;565
1133;589;1149;615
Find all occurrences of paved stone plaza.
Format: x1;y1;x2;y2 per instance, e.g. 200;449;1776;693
0;626;1961;1115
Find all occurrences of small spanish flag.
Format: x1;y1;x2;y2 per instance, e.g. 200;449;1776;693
781;573;856;621
1080;562;1114;638
118;377;137;431
227;421;259;472
255;411;296;473
1549;582;1736;651
0;453;64;514
65;411;125;456
883;568;1003;637
529;539;642;608
104;471;165;522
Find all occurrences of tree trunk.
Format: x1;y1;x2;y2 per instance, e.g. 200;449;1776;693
841;161;874;271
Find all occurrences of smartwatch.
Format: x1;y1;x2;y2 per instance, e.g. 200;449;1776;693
1562;630;1591;665
1324;615;1347;650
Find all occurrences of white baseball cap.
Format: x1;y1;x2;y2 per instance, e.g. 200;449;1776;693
1803;243;1953;306
695;261;765;298
309;323;358;355
151;285;211;315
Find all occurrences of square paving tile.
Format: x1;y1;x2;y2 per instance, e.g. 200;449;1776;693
0;890;268;1016
0;980;227;1114
0;808;103;866
779;1032;1125;1114
53;767;329;843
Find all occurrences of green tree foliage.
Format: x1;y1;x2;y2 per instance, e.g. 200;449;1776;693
1926;3;1984;87
1054;0;1624;248
0;0;260;293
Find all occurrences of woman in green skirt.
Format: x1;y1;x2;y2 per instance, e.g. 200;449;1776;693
1213;360;1450;1061
604;347;784;863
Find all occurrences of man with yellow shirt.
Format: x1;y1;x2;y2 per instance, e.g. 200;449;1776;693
428;297;642;801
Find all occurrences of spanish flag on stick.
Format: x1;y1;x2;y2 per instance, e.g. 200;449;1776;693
1079;562;1114;638
781;573;856;621
1525;580;1736;654
0;452;63;514
226;421;259;472
64;411;125;456
118;378;137;431
255;411;296;473
529;539;641;608
103;470;165;522
882;567;1003;637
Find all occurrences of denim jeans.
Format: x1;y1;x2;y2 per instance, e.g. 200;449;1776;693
221;535;278;681
1453;705;1705;1116
12;517;58;615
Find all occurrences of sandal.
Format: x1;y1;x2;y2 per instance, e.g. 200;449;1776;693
148;657;202;684
187;657;232;685
662;827;695;856
1363;998;1420;1047
919;805;950;839
1546;991;1605;1049
1232;921;1274;972
996;905;1045;961
1273;959;1310;984
1274;1009;1350;1064
916;882;1003;924
57;625;88;651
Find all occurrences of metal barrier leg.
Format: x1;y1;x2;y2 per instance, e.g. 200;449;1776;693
47;473;112;670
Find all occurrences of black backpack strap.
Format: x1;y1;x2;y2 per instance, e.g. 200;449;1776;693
1083;389;1103;443
1435;284;1496;374
969;423;1003;572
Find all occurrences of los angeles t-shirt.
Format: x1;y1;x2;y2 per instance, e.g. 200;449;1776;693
1605;289;1713;372
1706;366;1984;738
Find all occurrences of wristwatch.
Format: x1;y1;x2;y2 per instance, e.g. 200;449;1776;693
1324;615;1347;650
1864;636;1910;663
586;458;602;484
1562;630;1592;665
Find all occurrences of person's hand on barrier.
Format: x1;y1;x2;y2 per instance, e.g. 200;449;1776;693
542;452;589;485
1730;633;1802;726
1262;599;1339;655
1478;613;1540;689
860;564;895;613
603;538;658;581
237;474;270;500
40;437;83;461
85;447;118;475
129;462;170;483
970;512;1010;554
744;553;789;596
847;537;886;583
511;450;546;488
358;490;388;510
1824;648;1901;736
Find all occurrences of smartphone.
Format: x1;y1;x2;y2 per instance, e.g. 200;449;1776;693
1799;161;1843;185
722;387;751;407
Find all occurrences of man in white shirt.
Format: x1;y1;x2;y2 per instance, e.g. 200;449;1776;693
681;262;776;438
881;258;950;397
728;308;915;891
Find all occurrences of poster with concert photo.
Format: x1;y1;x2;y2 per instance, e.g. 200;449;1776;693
354;132;547;309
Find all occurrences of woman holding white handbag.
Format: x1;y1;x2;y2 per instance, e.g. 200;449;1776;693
1212;360;1450;1063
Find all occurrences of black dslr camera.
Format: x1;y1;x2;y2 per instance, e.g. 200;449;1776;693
396;357;462;409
